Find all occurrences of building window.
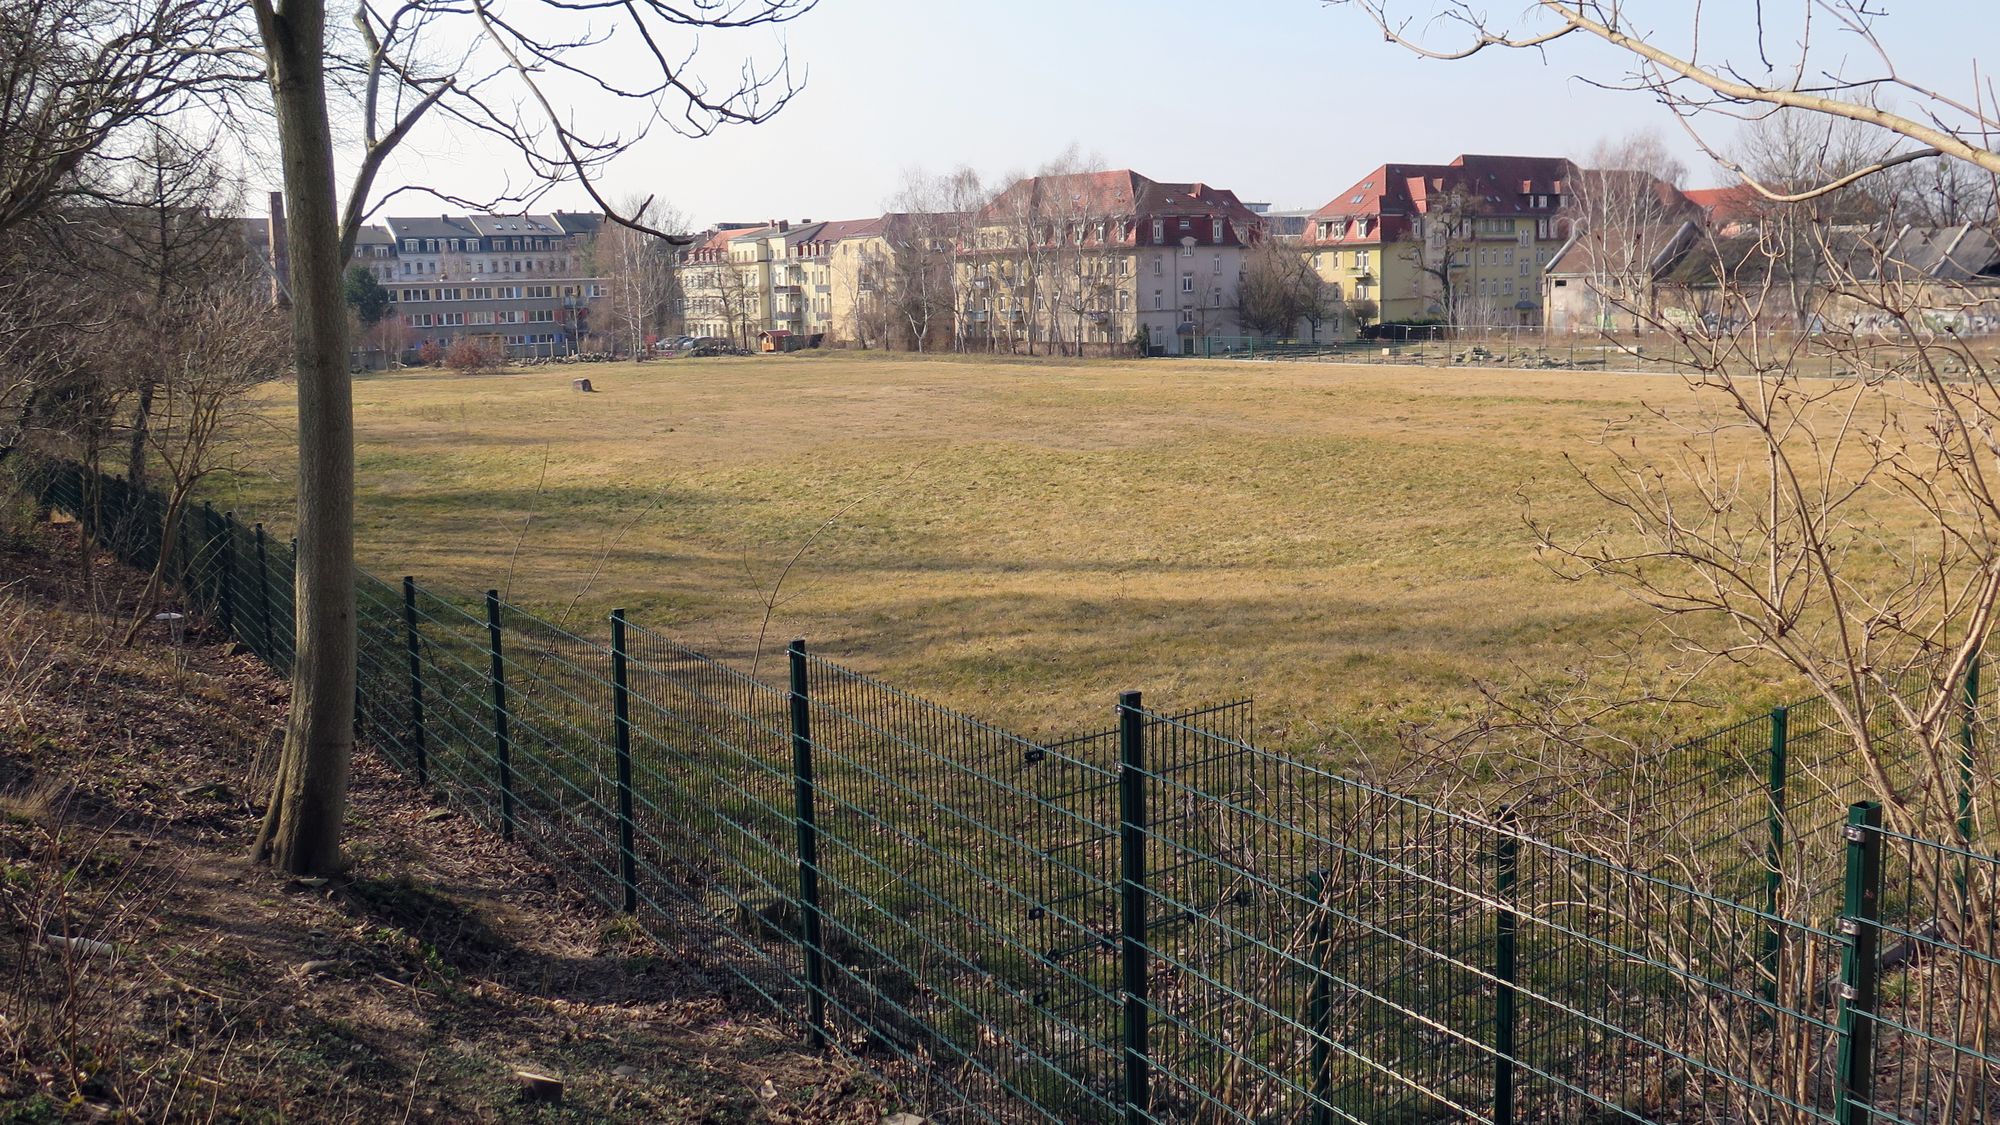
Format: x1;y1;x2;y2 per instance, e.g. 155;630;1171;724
1154;290;1164;310
1356;251;1371;271
1180;308;1195;323
1212;254;1222;274
1153;258;1163;277
1181;274;1194;293
1177;218;1190;231
1151;218;1164;242
1211;219;1223;242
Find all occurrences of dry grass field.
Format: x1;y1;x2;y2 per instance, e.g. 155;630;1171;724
213;352;1794;756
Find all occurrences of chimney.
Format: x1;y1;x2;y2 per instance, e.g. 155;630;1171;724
778;219;790;232
267;191;291;308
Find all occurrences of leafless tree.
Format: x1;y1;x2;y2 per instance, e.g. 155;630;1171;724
1398;185;1480;323
0;0;255;237
1565;133;1696;333
1339;1;2000;195
1732;107;1892;327
119;286;288;645
1237;236;1329;339
72;127;253;489
1871;156;2000;228
715;262;760;351
590;195;689;356
1339;11;2000;1107
249;0;814;873
885;167;982;353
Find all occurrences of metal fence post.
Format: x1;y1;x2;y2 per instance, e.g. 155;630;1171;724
402;577;427;785
197;502;216;609
1306;868;1333;1125
788;638;827;1048
1762;705;1790;1013
611;610;637;914
485;590;515;841
219;512;236;633
253;523;273;656
1493;807;1519;1125
1118;689;1151;1125
1835;800;1883;1125
1959;657;1980;847
1957;657;1980;905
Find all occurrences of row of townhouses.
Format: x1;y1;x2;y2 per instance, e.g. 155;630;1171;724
674;155;1628;354
240;151;2000;361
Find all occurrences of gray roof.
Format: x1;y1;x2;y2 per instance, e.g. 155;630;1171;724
383;215;482;240
464;214;564;238
1864;224;2000;282
1660;224;2000;290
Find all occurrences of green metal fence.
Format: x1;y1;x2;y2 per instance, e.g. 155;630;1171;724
23;456;2000;1123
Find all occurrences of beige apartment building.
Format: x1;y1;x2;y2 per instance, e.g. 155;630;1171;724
679;218;893;348
1304;154;1573;328
960;170;1266;354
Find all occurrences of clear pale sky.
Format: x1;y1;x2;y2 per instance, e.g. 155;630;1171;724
355;1;1989;229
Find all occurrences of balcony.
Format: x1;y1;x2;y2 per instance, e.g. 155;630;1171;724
772;284;802;294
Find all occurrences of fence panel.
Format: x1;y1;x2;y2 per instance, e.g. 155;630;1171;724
23;455;2000;1125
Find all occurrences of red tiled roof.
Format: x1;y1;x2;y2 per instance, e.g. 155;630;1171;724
1683;184;1763;225
811;216;888;242
979;169;1261;225
1306;154;1573;242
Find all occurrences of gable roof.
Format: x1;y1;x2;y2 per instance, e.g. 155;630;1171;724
1546;220;1702;277
1683;184;1763;228
1308;154;1573;233
978;169;1262;227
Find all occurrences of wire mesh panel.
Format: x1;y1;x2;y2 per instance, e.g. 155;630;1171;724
801;654;1129;1121
353;573;414;774
26;455;2000;1125
1859;826;2000;1125
484;600;626;909
404;587;512;834
616;623;810;1024
1133;707;1856;1125
1134;709;1495;1123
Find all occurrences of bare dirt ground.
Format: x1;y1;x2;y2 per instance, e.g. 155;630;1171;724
0;516;897;1122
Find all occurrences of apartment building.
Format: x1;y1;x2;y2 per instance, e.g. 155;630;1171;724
958;170;1265;354
373;212;609;356
1304;154;1574;327
781;218;885;343
677;224;768;345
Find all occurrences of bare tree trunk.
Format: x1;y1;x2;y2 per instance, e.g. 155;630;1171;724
251;0;355;876
125;377;157;486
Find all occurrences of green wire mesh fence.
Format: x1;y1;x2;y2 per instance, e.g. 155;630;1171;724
22;455;2000;1123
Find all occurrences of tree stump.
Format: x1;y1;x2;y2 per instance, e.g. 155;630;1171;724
572;378;593;393
515;1070;563;1105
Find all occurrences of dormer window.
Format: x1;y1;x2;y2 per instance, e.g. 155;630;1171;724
1151;218;1164;242
1211;219;1223;242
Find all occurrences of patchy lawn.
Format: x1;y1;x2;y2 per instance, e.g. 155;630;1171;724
211;352;1812;757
